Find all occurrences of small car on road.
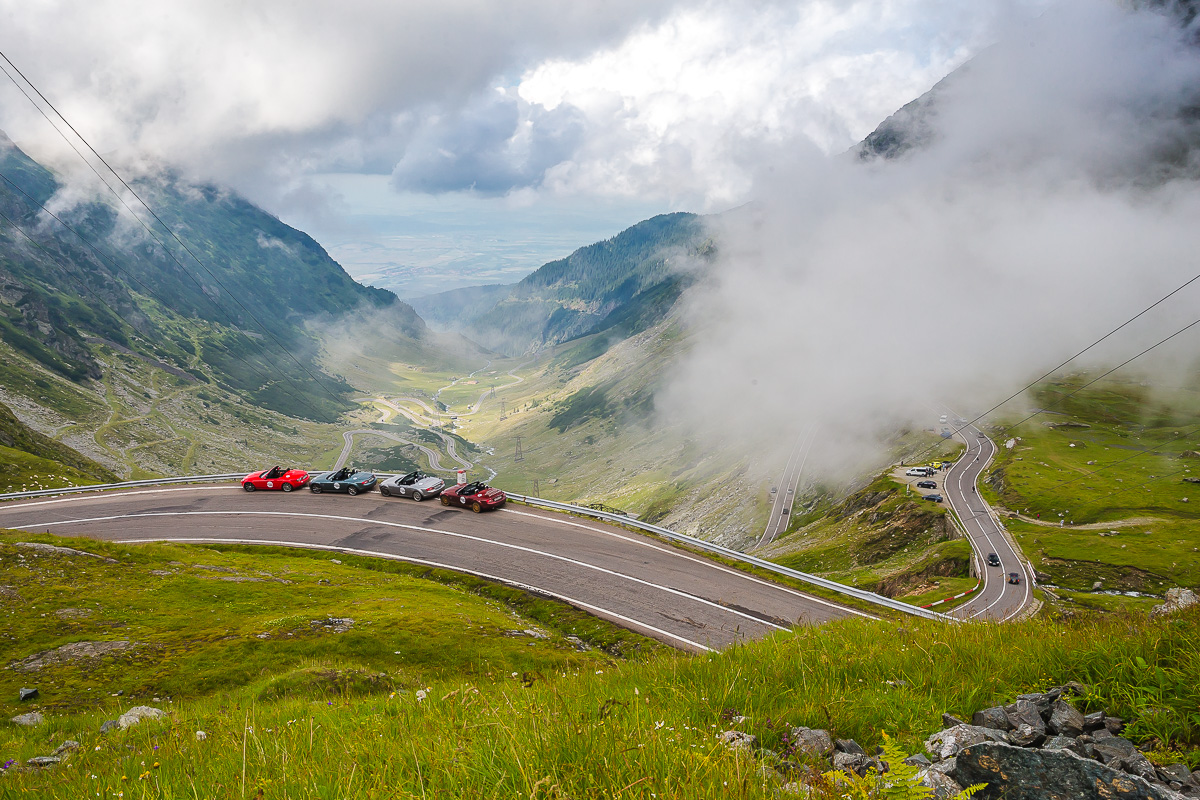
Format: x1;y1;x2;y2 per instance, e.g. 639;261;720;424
242;466;309;492
906;467;934;477
916;480;937;489
379;471;445;501
987;552;1002;567
922;493;943;503
309;467;377;495
440;481;506;512
1008;572;1022;584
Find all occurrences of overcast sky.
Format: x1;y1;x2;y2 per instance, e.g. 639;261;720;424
0;0;1034;295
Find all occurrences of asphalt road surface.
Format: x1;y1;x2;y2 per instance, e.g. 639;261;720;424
0;486;871;651
941;423;1033;621
757;426;815;548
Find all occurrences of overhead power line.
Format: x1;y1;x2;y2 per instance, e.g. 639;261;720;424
0;48;350;416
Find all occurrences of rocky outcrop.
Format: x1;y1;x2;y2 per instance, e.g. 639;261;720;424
117;706;166;729
1150;588;1199;619
957;742;1175;800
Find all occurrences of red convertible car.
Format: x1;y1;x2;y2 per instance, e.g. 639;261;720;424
242;466;310;492
440;481;506;512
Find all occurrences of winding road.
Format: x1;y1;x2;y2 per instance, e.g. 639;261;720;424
941;421;1033;621
0;486;869;651
757;426;816;548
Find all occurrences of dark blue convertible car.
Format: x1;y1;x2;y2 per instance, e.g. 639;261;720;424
309;467;378;495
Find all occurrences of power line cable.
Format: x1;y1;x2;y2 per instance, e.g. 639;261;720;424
0;49;350;415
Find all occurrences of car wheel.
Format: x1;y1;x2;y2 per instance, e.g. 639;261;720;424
311;485;322;493
413;491;424;502
440;496;451;506
470;502;483;513
348;486;359;496
380;486;390;497
281;483;293;492
243;483;255;492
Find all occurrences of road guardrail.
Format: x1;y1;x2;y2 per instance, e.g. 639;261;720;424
1;474;952;622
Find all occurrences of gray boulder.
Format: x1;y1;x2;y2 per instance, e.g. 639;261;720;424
1150;588;1198;619
99;720;119;734
26;756;60;767
1042;735;1083;754
1008;723;1045;748
835;739;866;756
972;706;1011;731
52;741;80;755
11;712;43;727
925;725;1010;761
789;727;834;758
941;713;967;728
957;741;1175;800
920;767;965;800
18;687;38;701
1016;690;1059;717
832;750;872;776
1083;711;1107;732
904;753;933;768
1158;765;1193;784
1048;700;1086;737
1093;737;1137;765
1004;699;1046;733
117;706;166;729
1106;716;1126;735
1123;753;1159;782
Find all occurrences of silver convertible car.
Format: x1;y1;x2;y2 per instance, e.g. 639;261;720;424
378;470;446;501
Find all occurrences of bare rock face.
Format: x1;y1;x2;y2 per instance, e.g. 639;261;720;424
956;742;1177;800
1150;588;1199;619
117;706;166;729
10;640;136;672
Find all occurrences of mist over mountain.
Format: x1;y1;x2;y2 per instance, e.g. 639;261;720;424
0;130;426;422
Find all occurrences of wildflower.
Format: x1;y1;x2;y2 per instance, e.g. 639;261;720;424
1;759;14;770
415;689;427;702
654;721;665;729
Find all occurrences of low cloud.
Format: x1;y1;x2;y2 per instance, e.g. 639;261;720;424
662;0;1200;480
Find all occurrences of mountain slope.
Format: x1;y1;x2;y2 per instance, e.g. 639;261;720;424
463;212;710;355
0;129;426;422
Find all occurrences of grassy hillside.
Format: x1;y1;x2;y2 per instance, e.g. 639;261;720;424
0;399;115;487
981;375;1200;608
2;531;1196;798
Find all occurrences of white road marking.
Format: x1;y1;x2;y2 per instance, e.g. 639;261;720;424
114;536;712;652
501;506;878;620
16;509;789;633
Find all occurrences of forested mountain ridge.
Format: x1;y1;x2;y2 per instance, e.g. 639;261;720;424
0;129;425;421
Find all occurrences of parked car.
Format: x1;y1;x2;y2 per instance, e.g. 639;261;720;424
906;467;934;477
242;466;310;492
440;481;507;512
916;480;937;489
309;467;377;495
379;471;445;501
988;552;1002;567
922;493;943;503
1008;572;1022;584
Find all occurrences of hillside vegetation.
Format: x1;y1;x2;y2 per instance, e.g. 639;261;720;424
2;531;1196;798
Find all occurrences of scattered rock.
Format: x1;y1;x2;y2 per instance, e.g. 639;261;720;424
1122;752;1158;782
15;542;116;562
18;687;38;701
717;730;757;751
789;727;834;758
117;706;166;729
1150;588;1199;620
904;753;932;768
1008;723;1045;748
941;713;966;728
972;706;1011;731
10;640;136;672
1041;735;1082;754
52;741;79;755
1157;764;1193;784
11;712;43;726
1092;737;1137;765
919;767;965;800
195;730;207;741
832;750;871;776
1004;699;1045;734
957;742;1168;800
99;720;118;734
1083;711;1106;732
1104;716;1125;735
0;586;23;602
925;725;1010;761
835;739;866;756
310;617;354;633
53;607;93;620
26;756;60;767
1047;700;1085;737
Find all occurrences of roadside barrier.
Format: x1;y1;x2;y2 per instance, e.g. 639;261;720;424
920;578;981;609
0;475;952;622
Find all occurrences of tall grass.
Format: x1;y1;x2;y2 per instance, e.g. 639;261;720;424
5;610;1196;798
